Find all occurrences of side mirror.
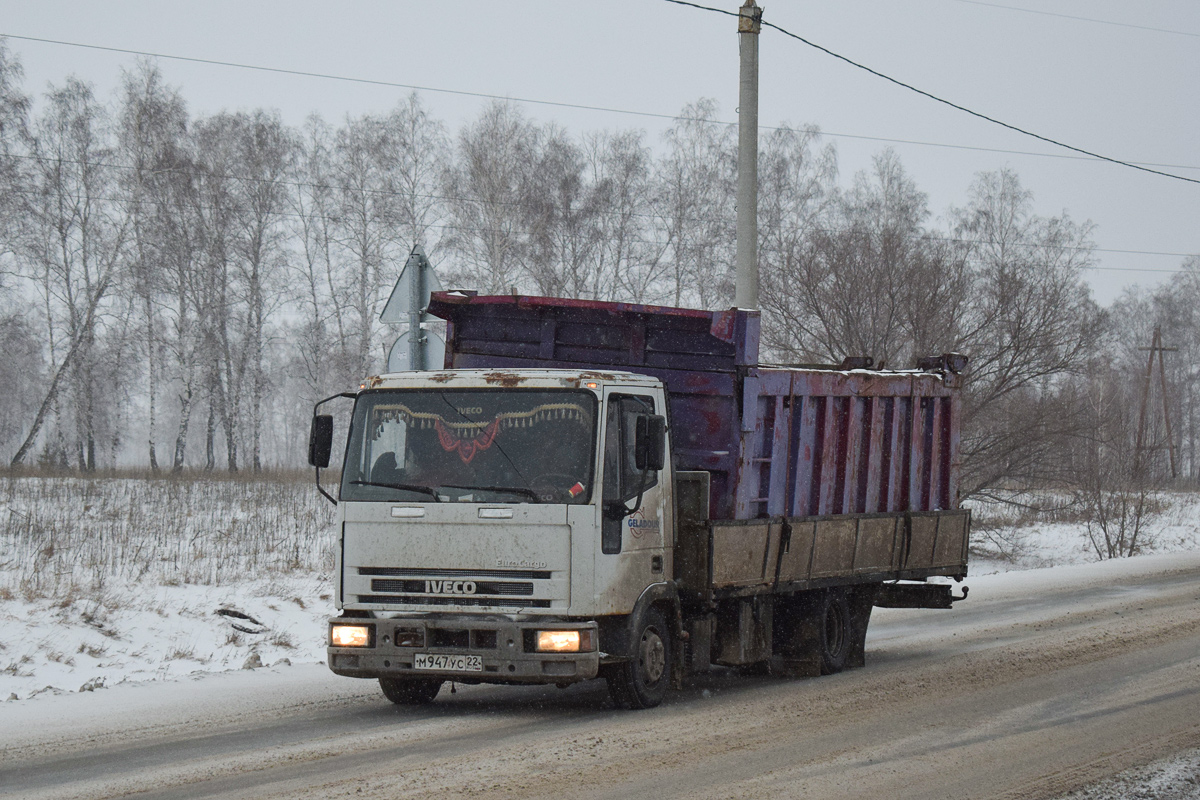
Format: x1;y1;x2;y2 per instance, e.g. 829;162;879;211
308;415;334;468
634;414;666;472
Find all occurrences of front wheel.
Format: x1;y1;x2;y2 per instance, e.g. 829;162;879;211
606;608;671;709
379;676;443;705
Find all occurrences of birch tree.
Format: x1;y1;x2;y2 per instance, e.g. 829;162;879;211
12;78;128;469
444;101;539;295
582;129;666;302
192;113;245;471
0;41;39;461
0;40;29;255
230;110;293;471
118;60;190;471
656;99;735;309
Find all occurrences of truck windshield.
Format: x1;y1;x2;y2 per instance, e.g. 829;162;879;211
340;389;598;504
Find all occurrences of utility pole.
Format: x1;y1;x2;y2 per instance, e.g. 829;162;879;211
408;247;427;371
734;0;762;311
1135;325;1178;480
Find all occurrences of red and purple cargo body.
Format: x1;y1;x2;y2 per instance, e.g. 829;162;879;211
427;293;962;523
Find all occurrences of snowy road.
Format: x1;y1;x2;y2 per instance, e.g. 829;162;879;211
2;554;1199;800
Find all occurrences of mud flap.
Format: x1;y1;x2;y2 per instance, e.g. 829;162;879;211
772;586;877;676
770;593;822;678
845;586;878;670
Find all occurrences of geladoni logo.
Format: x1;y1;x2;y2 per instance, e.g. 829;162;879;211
627;513;660;537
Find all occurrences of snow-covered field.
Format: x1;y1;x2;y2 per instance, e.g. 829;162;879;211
0;475;335;701
1;476;1198;703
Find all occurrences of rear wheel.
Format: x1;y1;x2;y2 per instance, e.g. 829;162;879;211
817;590;851;675
379;676;443;705
606;608;671;709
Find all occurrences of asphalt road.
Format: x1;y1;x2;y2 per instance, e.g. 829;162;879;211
3;557;1199;800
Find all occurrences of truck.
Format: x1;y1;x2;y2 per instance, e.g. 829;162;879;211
307;292;970;709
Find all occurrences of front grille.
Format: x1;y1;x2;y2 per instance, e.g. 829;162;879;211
369;579;534;596
356;594;552;609
431;628;468;648
389;626;498;651
358;567;552;580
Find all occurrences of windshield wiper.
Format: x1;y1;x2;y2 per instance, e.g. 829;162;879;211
438;483;541;502
348;480;442;501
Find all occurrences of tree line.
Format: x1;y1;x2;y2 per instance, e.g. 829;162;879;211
0;43;1196;504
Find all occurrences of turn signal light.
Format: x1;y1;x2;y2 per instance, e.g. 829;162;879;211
331;625;371;648
535;629;595;653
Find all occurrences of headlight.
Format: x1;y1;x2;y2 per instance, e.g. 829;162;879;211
331;624;372;647
535;629;595;653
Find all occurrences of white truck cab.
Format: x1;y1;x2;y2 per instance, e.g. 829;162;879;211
319;369;675;707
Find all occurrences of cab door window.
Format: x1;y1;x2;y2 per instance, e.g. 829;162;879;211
602;394;657;553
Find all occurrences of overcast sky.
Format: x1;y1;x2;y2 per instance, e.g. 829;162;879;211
2;0;1196;307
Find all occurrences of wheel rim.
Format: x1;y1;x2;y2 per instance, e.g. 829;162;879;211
639;627;666;685
825;603;846;658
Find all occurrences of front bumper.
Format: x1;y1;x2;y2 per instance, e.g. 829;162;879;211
327;615;600;684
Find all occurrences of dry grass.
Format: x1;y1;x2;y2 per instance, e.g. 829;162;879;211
0;474;336;600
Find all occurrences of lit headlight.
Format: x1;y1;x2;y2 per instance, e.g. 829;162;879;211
330;625;371;648
535;630;595;653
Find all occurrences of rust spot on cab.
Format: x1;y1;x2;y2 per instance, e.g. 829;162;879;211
484;371;526;388
366;375;384;388
428;372;455;383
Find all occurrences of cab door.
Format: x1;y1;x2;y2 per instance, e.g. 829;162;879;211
594;390;668;613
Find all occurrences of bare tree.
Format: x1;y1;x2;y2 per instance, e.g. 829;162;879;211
1141;258;1200;482
655;99;735;309
1071;361;1157;559
11;77;128;469
157;142;204;473
191;113;246;471
0;42;40;463
443;101;538;295
762;149;937;366
756;122;836;309
0;40;30;257
118;59;191;471
230;110;293;471
522;124;603;297
290;114;347;398
581;129;667;302
385;93;449;256
953;168;1103;495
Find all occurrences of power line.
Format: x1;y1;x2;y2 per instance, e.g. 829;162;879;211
759;17;1200;186
0;32;690;122
955;1;1200;39
3;31;1198;174
1083;265;1189;274
665;1;1200;187
808;128;1198;172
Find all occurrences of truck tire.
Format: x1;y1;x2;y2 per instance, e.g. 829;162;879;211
818;589;851;675
606;608;671;709
379;676;443;705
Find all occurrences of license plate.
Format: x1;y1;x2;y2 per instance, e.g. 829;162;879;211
413;653;484;672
